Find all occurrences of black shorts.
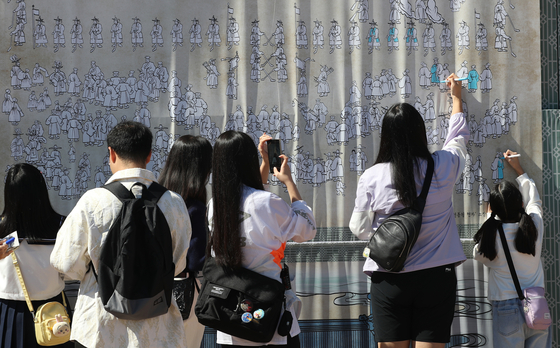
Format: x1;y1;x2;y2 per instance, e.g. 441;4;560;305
370;264;457;343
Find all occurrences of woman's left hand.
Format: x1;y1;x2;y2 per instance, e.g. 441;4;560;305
258;133;273;162
0;241;12;260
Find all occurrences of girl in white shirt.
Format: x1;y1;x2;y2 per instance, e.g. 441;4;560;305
0;163;72;348
208;131;316;347
473;151;551;348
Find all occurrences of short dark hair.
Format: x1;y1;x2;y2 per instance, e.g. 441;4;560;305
107;121;152;164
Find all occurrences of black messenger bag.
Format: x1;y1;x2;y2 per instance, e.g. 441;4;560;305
364;156;434;272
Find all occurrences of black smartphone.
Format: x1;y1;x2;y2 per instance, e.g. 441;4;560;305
267;139;282;174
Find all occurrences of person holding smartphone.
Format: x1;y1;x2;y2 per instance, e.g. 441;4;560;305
208;131;316;347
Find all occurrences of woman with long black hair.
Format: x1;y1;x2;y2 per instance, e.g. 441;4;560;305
0;163;73;348
473;152;550;347
159;135;212;348
350;74;468;348
209;131;316;347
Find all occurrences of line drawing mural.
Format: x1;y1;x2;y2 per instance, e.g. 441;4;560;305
0;0;542;346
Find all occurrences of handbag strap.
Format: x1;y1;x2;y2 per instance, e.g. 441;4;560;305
496;223;525;300
414;156;435;212
11;252;35;315
10;252;69;318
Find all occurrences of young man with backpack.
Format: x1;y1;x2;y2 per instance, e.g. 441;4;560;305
51;121;191;348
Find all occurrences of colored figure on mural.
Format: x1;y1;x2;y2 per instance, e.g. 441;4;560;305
490;152;504;183
387;21;399;53
467;65;479;93
366;20;380;53
404;21;417;55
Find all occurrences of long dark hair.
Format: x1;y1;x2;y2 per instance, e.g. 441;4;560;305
210;131;264;268
473;180;538;260
0;163;62;241
159;135;212;203
376;103;432;207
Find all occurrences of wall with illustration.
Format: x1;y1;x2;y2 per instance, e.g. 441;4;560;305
0;0;543;346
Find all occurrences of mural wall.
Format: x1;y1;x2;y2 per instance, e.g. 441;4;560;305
0;0;542;346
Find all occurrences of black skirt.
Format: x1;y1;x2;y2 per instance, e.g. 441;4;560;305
0;292;74;348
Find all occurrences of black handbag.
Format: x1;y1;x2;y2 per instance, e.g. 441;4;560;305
194;257;285;343
364;156;434;272
172;271;199;320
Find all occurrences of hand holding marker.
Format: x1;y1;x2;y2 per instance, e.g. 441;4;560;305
500;154;521;159
437;77;468;83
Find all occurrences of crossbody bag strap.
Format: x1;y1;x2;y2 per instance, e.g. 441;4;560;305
496;223;525;300
11;252;35;315
414;156;435;212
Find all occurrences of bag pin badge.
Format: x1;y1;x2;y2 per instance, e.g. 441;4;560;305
363;247;370;258
253;309;265;320
242;312;253;323
240;299;253;312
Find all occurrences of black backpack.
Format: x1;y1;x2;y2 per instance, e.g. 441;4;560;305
93;181;175;320
365;156;434;272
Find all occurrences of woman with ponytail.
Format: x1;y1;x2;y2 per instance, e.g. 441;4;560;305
473;150;550;347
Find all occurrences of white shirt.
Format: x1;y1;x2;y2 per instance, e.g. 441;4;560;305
473;173;545;301
51;168;191;348
208;185;317;346
0;240;65;301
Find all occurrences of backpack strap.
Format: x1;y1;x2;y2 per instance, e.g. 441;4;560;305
102;181;168;203
145;182;168;203
102;181;136;201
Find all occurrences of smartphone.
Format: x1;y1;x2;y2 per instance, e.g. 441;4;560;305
267;139;282;174
2;231;20;252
